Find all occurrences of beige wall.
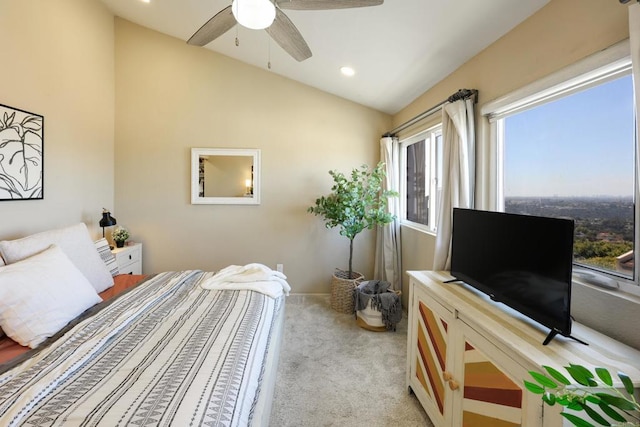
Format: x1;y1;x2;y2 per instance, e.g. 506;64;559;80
0;0;115;240
114;19;391;293
395;0;629;127
394;0;637;347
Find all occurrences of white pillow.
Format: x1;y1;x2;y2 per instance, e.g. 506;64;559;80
0;245;102;348
0;223;114;293
94;238;119;277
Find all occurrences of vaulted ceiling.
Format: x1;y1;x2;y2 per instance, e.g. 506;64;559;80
100;0;550;114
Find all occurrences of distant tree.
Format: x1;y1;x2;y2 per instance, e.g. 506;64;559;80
573;240;632;270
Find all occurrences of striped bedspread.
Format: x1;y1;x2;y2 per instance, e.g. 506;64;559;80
0;271;283;426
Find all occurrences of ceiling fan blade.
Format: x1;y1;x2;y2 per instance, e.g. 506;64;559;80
187;5;236;46
266;9;312;62
277;0;383;10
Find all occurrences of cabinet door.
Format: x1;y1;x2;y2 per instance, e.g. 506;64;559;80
453;323;543;427
409;284;457;427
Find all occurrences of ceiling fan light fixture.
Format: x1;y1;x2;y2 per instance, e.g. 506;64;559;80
232;0;276;30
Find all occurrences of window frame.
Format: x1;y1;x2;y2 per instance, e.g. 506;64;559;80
481;39;640;296
400;125;442;234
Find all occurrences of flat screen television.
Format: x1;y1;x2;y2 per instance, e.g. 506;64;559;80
450;208;580;345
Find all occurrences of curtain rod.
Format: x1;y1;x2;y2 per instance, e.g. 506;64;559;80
383;88;478;138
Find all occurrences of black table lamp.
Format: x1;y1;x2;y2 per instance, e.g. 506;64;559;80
99;209;117;238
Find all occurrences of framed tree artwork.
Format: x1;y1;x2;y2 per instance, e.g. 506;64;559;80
0;104;44;201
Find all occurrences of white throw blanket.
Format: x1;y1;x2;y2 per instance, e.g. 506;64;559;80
200;263;291;299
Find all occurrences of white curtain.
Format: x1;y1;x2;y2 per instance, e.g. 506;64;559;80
374;136;401;290
433;99;476;270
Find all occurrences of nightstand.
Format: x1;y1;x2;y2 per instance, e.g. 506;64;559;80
111;243;142;275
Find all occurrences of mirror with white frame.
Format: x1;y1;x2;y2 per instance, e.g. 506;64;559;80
191;148;261;205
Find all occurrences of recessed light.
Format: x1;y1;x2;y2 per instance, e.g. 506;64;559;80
140;0;151;3
340;66;355;77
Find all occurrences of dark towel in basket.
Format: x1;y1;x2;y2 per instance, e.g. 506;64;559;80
354;280;402;331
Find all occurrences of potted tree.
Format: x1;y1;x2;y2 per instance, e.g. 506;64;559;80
308;162;398;313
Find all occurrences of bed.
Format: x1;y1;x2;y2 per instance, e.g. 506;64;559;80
0;223;286;426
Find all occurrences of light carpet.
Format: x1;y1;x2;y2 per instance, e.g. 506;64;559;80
270;294;433;426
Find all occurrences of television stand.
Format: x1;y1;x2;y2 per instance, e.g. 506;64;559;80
406;271;640;427
543;329;589;346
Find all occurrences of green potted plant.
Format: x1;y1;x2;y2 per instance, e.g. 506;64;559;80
308;162;398;313
525;364;639;427
112;226;130;248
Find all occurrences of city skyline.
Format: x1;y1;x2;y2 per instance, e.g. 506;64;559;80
504;74;634;198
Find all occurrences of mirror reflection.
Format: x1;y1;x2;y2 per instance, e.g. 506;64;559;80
191;148;260;205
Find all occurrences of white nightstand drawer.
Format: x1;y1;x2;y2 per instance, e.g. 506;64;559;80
111;243;142;275
118;248;140;264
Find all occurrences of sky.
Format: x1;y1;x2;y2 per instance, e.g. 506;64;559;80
504;74;635;198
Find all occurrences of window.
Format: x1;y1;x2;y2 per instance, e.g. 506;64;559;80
400;126;442;232
497;70;636;282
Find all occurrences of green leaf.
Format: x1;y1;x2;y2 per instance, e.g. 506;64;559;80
542;392;556;406
524;380;545;394
587;378;598;387
617;372;634;395
557;396;572;406
561;412;596;427
598;402;626;423
595;393;637;411
568;402;585;411
544;365;571;385
567;365;595;387
570;364;594;378
595;368;613;387
530;371;558;389
582;405;611;426
585;395;601;405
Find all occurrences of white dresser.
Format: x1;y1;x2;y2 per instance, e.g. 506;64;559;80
407;270;640;427
111;243;142;275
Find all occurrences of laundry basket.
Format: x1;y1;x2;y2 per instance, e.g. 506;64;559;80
354;280;402;331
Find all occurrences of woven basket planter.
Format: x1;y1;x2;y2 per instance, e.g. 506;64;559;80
330;270;364;314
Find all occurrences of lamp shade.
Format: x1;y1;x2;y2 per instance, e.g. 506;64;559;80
232;0;276;30
99;210;117;228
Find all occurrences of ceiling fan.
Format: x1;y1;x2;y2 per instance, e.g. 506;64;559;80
187;0;384;62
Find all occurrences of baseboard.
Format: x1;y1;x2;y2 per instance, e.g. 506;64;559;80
288;292;330;296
